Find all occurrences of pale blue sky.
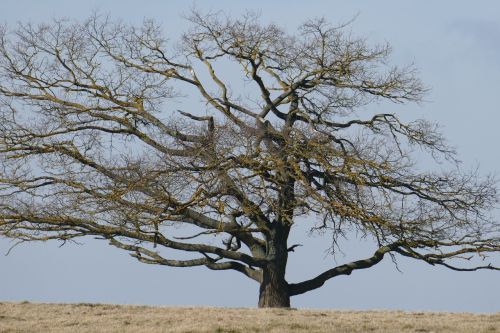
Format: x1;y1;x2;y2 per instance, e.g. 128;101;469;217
0;0;499;311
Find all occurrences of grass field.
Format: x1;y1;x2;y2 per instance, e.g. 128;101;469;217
0;301;498;333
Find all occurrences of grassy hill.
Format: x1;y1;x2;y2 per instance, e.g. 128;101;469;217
0;301;498;333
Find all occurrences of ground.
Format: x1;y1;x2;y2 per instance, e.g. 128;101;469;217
0;302;498;333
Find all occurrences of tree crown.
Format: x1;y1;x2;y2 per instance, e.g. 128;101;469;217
0;11;498;306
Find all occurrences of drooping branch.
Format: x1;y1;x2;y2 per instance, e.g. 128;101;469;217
0;210;267;268
394;243;500;271
109;238;263;282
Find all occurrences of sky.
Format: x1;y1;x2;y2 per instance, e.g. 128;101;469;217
0;0;499;312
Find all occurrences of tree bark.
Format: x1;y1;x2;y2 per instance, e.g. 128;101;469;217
258;262;290;308
258;222;291;308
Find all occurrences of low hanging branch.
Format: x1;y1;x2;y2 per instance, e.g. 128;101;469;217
0;10;498;308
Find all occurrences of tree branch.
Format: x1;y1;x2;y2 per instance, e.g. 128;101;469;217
289;243;400;296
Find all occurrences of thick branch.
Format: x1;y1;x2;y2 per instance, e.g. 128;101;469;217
289;243;400;296
109;238;262;282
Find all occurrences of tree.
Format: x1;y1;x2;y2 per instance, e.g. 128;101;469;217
0;11;498;308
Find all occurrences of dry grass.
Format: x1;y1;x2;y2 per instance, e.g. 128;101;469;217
0;301;498;333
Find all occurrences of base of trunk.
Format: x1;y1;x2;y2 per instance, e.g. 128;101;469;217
258;276;290;308
258;292;290;308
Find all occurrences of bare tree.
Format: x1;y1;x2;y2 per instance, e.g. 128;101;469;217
0;12;498;308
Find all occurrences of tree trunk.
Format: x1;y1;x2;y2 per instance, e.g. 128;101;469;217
258;262;290;308
258;218;291;308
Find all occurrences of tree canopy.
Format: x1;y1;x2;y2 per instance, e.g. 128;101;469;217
0;11;498;307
